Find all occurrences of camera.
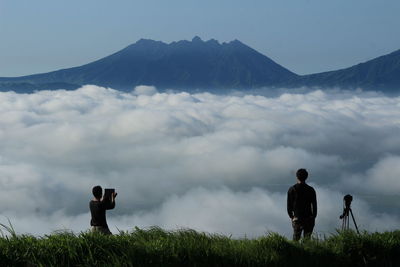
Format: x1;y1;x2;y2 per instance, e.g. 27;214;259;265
343;194;353;208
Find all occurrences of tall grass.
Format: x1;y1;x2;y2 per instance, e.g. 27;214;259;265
0;226;398;266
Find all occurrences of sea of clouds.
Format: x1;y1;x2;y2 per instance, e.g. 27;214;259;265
0;85;399;237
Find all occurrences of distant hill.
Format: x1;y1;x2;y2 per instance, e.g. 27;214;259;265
1;37;399;93
285;49;400;92
0;37;297;92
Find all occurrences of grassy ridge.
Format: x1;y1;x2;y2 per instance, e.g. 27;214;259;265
0;227;399;266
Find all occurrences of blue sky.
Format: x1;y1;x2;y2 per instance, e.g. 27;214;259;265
0;0;399;76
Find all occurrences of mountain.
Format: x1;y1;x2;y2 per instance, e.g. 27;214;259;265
1;37;399;93
285;49;400;91
0;37;297;92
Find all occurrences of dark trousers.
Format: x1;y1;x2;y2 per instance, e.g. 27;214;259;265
292;217;315;241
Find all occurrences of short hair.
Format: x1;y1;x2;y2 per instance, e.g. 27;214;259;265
92;185;102;199
296;169;308;182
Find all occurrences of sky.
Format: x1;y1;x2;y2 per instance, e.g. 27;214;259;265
0;85;399;237
0;0;400;76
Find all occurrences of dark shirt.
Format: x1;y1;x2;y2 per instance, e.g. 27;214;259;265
90;199;115;227
287;183;317;220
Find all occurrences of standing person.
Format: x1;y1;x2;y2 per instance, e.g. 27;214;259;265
287;169;317;241
90;185;117;235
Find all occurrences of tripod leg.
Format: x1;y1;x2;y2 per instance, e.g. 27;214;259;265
342;214;349;231
341;216;345;231
349;208;360;234
341;209;347;231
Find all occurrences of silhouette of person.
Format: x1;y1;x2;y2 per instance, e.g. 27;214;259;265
89;185;117;235
287;169;317;241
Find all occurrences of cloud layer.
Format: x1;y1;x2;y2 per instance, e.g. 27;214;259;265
0;86;399;237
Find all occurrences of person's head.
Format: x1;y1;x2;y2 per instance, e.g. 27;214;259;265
92;185;102;200
296;168;308;182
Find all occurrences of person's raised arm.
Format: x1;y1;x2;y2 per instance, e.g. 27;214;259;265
103;192;117;210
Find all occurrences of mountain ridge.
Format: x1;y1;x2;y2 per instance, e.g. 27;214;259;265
282;48;400;91
0;37;399;93
0;36;297;92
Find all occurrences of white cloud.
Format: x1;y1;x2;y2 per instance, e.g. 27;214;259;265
109;187;290;237
132;85;158;96
0;85;399;237
362;156;400;194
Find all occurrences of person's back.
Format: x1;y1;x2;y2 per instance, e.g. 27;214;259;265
287;169;317;240
288;183;316;219
89;185;117;235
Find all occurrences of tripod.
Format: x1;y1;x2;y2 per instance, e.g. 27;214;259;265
339;194;360;234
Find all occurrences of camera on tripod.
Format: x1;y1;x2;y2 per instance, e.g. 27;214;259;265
339;194;359;233
340;194;353;219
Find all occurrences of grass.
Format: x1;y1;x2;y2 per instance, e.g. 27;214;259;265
0;225;398;266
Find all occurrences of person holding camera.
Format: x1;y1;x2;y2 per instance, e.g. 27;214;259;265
287;169;317;241
89;185;117;235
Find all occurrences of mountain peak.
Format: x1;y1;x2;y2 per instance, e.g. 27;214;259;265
136;38;156;44
230;39;243;45
206;38;219;45
134;38;165;46
192;36;203;43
